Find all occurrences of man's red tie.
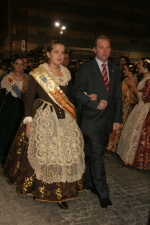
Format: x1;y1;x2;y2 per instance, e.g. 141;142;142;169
102;64;110;93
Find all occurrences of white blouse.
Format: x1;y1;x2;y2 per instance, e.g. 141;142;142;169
1;76;23;98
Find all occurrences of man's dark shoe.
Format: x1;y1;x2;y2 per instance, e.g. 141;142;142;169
87;187;98;196
100;198;112;208
57;201;68;210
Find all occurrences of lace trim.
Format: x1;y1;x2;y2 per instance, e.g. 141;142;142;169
137;91;142;99
23;117;33;124
137;74;150;90
27;103;85;184
117;103;150;164
1;75;23;98
1;73;29;98
117;75;150;164
44;63;71;86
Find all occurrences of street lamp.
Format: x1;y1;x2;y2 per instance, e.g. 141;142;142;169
55;22;66;40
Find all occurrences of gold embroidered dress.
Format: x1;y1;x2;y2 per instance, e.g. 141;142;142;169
3;63;85;202
117;75;150;169
107;77;137;152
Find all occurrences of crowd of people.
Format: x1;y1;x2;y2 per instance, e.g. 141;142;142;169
0;35;150;212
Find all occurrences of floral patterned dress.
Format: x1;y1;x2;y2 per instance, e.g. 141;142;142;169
117;75;150;169
107;76;137;152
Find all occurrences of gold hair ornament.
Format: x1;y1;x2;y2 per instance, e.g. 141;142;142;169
144;59;150;64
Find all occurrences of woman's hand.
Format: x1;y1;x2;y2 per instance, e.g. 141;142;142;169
25;122;31;138
88;94;97;101
125;78;136;88
125;78;138;96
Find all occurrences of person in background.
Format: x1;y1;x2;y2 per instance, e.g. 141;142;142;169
0;61;10;82
3;40;85;210
62;51;70;67
119;56;130;81
21;55;30;75
107;63;138;152
62;51;76;84
0;63;6;83
117;58;150;170
1;62;10;74
38;57;46;65
30;63;38;70
71;35;122;208
135;62;143;83
0;57;29;164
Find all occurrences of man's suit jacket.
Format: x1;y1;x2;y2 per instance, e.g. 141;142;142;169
71;58;122;134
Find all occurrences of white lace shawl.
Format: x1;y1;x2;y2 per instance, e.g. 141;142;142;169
43;63;71;86
1;75;23;98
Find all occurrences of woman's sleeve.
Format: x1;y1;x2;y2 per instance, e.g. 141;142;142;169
142;79;150;102
0;88;7;107
24;76;38;117
126;79;138;104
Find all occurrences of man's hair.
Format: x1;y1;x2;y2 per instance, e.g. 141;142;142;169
94;35;111;47
64;51;70;55
64;51;71;60
120;55;129;64
20;54;28;60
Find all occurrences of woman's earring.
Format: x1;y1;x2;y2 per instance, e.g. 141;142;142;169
144;68;147;73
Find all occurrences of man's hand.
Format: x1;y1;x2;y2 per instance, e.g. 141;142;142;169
97;100;108;110
113;123;121;130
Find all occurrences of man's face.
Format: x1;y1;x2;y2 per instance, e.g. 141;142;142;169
120;58;126;66
62;53;70;67
23;58;28;69
93;39;111;63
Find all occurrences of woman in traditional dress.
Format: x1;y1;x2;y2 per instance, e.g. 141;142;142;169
3;40;85;210
117;58;150;170
0;57;29;164
107;63;138;152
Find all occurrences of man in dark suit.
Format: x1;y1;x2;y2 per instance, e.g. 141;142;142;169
71;35;122;208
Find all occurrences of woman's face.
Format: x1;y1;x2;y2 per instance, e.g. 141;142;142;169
13;59;24;73
2;64;7;70
138;60;144;74
47;44;65;66
123;65;130;77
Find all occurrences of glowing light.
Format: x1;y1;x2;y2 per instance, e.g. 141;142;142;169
55;22;60;27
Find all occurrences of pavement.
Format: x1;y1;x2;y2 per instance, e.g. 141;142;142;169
0;149;150;225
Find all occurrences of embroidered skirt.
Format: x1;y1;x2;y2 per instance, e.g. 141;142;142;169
117;102;150;170
107;102;135;152
3;99;85;202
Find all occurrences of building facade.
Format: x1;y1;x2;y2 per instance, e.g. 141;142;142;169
0;0;150;63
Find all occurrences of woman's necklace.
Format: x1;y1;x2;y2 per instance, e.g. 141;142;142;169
14;72;23;80
48;64;60;72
